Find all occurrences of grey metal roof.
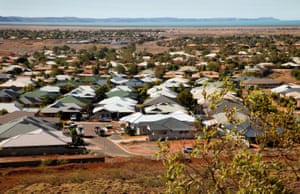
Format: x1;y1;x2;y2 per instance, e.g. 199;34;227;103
144;95;179;106
0;111;35;124
147;117;194;132
144;103;186;114
0;116;57;140
0;89;18;98
41;102;82;114
0;128;71;148
207;99;248;116
243;78;281;85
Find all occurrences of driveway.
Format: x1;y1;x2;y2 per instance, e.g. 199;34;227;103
75;121;132;157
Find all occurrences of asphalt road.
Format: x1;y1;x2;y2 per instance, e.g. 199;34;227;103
75;121;132;157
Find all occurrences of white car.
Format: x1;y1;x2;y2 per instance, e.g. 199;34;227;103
183;147;193;153
76;125;85;136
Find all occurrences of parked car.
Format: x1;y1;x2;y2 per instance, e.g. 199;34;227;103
98;129;107;137
94;126;100;134
76;125;85;136
183;147;193;153
70;114;79;121
69;122;77;129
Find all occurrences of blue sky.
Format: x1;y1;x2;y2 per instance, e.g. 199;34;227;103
0;0;299;20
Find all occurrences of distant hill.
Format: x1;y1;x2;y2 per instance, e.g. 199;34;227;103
0;16;299;26
0;16;280;22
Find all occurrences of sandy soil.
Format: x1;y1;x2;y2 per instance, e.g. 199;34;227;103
120;139;197;156
269;69;300;84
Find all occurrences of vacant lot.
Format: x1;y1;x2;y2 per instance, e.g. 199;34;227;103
1;149;299;193
0;157;165;193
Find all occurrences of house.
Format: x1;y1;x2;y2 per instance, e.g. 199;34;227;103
79;76;106;85
138;69;155;78
143;95;186;114
34;64;52;72
40;85;60;93
46;61;56;65
56;75;71;81
66;85;96;99
120;111;196;140
201;99;262;139
0;89;18;102
137;69;161;83
0;116;83;156
163;71;185;79
238;51;248;55
110;76;129;86
0;77;35;89
141;76;160;83
0;111;35;124
195;62;208;67
126;78;145;88
0;129;71;156
105;89;137;99
147;85;177;99
169;51;195;58
191;82;237;105
200;71;220;80
162;77;190;88
109;61;124;68
292;57;300;64
40;94;89;119
271;83;300;107
137;61;148;67
281;62;300;68
205;53;217;58
0;111;60;125
2;65;25;73
95;78;108;86
178;66;198;77
241;78;282;89
144;103;186;114
0;102;21;113
93;96;137;120
56;95;90;107
40;101;83;119
194;77;210;85
19;86;61;107
243;65;265;75
0;116;58;141
283;92;300;107
110;85;134;93
142;56;151;61
15;96;42;108
0;73;13;82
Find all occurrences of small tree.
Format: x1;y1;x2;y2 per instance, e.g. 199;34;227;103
158;78;299;193
115;64;126;74
92;63;100;75
24;84;36;92
95;85;109;101
0;109;8;116
154;65;166;79
127;63;138;75
177;88;196;112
